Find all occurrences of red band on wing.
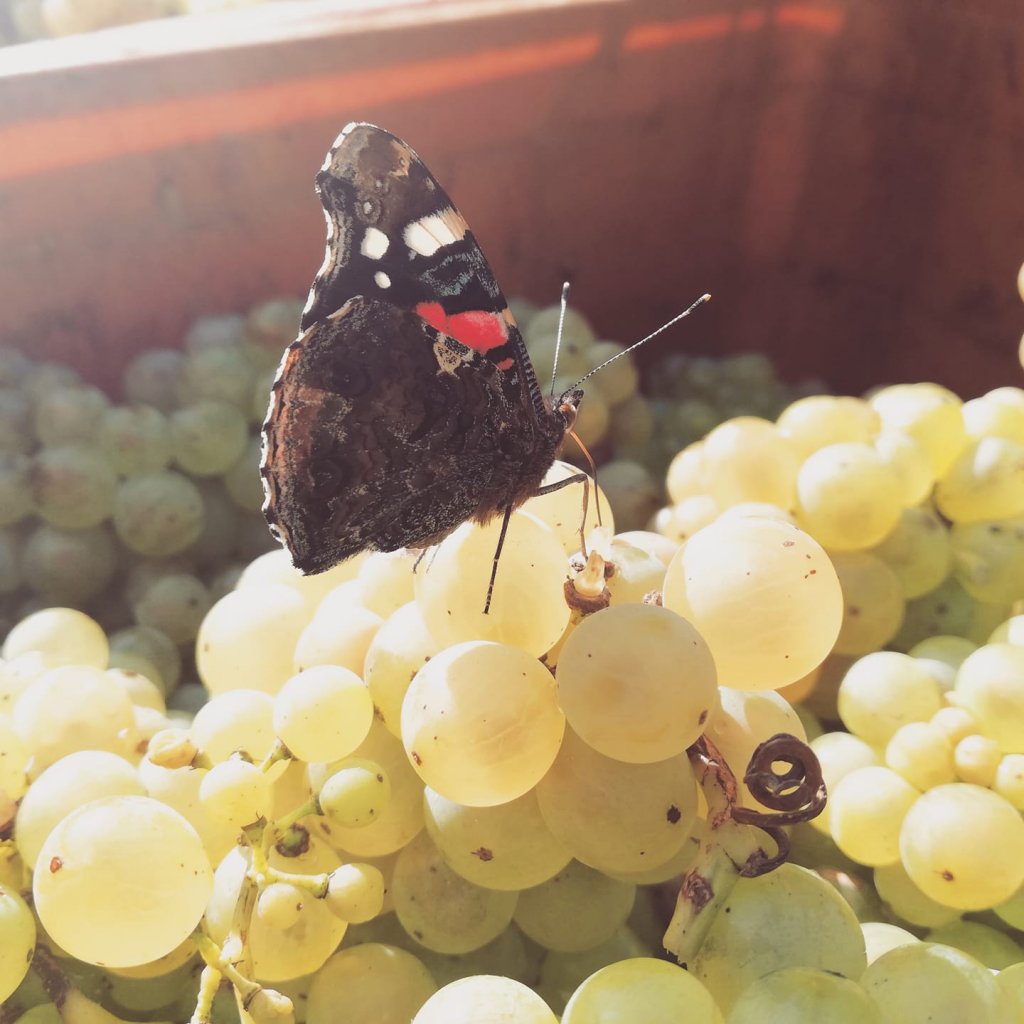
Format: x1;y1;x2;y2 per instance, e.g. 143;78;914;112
417;302;508;353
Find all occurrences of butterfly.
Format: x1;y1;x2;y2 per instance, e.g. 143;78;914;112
260;122;587;609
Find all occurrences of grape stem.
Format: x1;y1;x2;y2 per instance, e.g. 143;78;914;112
662;732;826;966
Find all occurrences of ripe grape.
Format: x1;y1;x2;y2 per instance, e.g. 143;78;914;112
952;642;1024;752
701;416;800;508
412;975;557;1024
884;722;955;791
33;384;109;448
318;758;391;829
355;550;417;617
828;766;920;867
872;860;960;929
950;516;1024;604
0;454;34;526
775;394;880;458
829;551;905;655
727;966;880;1024
113;470;204;557
191;688;276;763
198;757;272;827
953;733;1002;786
98;405;172;475
293;602;382;675
0;886;36;1003
22;524;117;605
925;920;1024;970
861;921;920;964
324;862;385;923
2;606;108;668
871;505;952;599
936;437;1024;523
32;444;116;529
122;349;184;412
868;383;966;478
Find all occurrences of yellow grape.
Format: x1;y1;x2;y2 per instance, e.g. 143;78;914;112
828;766;920;867
873;860;960;929
952;642;1024;752
952;734;1001;786
935;437;1024;523
523;462;610;555
870;505;952;599
869;382;966;478
293;603;383;675
727;966;879;1024
412;975;558;1024
809;731;880;836
829;551;905;655
776;395;880;459
665;442;706;504
190;689;275;763
862;921;920;965
1;607;108;668
884;722;955;791
0;887;36;1003
873;430;935;506
950;516;1024;604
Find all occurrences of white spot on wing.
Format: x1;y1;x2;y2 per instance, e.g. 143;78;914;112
360;227;390;259
403;208;466;257
374;271;391;289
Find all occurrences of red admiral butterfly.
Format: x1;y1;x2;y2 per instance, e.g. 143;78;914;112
261;122;587;606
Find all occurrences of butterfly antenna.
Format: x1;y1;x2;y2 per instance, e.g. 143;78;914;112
549;281;572;398
560;292;711;401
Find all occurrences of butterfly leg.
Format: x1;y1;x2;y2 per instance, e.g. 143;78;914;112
535;472;591;559
484;503;515;615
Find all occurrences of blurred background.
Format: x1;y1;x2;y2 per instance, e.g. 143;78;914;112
2;0;1022;395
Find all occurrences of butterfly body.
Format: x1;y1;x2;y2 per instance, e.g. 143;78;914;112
261;123;581;575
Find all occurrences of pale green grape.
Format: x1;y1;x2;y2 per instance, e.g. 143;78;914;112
306;943;437;1024
950;516;1024;604
32;444;116;529
535;726;697;874
828;766;920;866
605;818;705;885
963;388;1024;443
414;924;535;992
169;400;248;477
423;786;570;891
514;860;634;953
885;722;955;791
113;470;204;556
293;602;383;675
990;612;1024;644
666;442;706;503
236;547;365;605
653;495;719;543
98;405;172;475
14;749;143;867
191;688;275;762
873;430;935;506
583;340;638;405
994;753;1024;808
401;640;564;807
936;437;1024;523
593;459;660;533
198;757;272;827
952;643;1024;752
873;860;960;928
205;835;345;981
256;882;305;931
910;634;977;692
132;572;211;644
317;758;390;828
363;601;439;738
795;442;904;551
34;795;212;968
223;436;265;511
2;606;108;668
830;551;906;655
602;535;667;605
0;454;33;526
122;349;183;412
415;513;568;658
183;311;246;354
701;416;800;509
177;342;257;409
0;388;33;456
862;921;920;964
926;920;1024;970
324;862;385;923
22;523;117;604
691;864;866;1015
861;942;1012;1024
33;383;109;447
891;576;977;651
196;583;309;695
392;829;517;954
412;975;557;1024
273;665;373;762
615;529;680;566
0;886;36;1003
609;392;655;451
555;603;717;763
871;505;952;599
662;515;842;690
555;373;609;450
869;383;966;478
997;962;1024;1019
995;884;1024;930
837;651;943;747
0;716;29;799
776;394;880;459
727;966;880;1024
900;783;1024;909
521;462;609;554
109;624;181;694
247;297;302;360
953;733;1001;786
355;550;418;617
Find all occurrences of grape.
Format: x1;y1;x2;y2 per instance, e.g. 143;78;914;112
701;416;800;509
169;400;248;477
256;882;305;931
392;829;517;954
22;523;117;604
873;430;935;506
910;634;977;692
14;749;143;868
556;373;610;450
2;606;108;668
583;340;638;405
317;758;390;829
885;722;955;791
306;943;437;1024
177;343;257;409
113;470;204;556
615;529;679;566
727;966;880;1024
363;601;439;737
663;515;842;690
555;603;717;763
900;783;1024;909
0;716;29;800
873;861;960;928
526;303;595;350
963;390;1024;444
222;436;265;512
862;921;920;964
950;516;1024;605
132;572;211;644
871;505;952;599
198;757;272;827
33;795;212;967
294;603;383;675
122;349;184;412
237;547;365;606
652;495;720;543
108;667;165;711
869;383;966;478
936;437;1024;523
609;392;655;451
994;753;1024;808
351;550;416;617
109;624;181;694
32;444;116;529
325;862;385;923
191;689;275;762
891;576;978;650
183;312;246;354
522;462;610;555
0;886;36;1003
837;651;943;747
205;835;345;981
861;942;1011;1024
952;733;1001;786
592;460;660;533
33;383;109;447
97;404;172;475
776;395;880;459
602;536;667;605
952;643;1024;752
997;963;1024;1019
830;551;906;655
401;640;564;807
535;726;697;874
0;388;33;456
925;920;1024;970
795;442;904;551
691;864;866;1015
665;443;706;503
272;666;372;763
0;454;33;526
412;975;558;1024
423;786;570;891
828;766;920;866
196;583;308;695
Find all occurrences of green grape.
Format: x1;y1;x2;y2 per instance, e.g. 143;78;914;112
727;966;880;1024
521;462;610;555
0;388;33;455
776;394;880;459
294;601;383;675
555;603;717;763
994;753;1024;808
830;551;906;655
402;640;564;807
109;624;181;694
862;921;920;964
122;349;184;412
412;975;558;1024
198;757;272;827
191;688;275;762
861;942;1012;1024
909;634;977;692
535;726;697;874
663;515;842;690
33;383;109;447
592;459;659;533
25;361;79;399
701;416;800;509
113;469;204;556
392;829;517;954
221;436;265;512
15;749;143;868
609;392;655;451
891;576;978;651
995;884;1024;930
196;583;308;695
953;733;1001;786
317;758;391;829
34;795;212;968
952;643;1024;752
169;400;248;477
256;882;305;930
32;444;116;529
0;454;33;526
423;786;570;891
926;920;1024;970
796;442;904;551
20;523;115;604
187;477;241;564
869;383;966;478
837;651;943;747
97;404;172;475
885;722;956;791
3;606;108;667
307;943;436;1024
325;862;385;923
132;572;211;644
871;505;952;599
247;298;303;359
0;886;36;1003
177;342;257;409
828;765;920;867
950;516;1024;604
526;302;595;349
0;715;29;800
873;430;935;506
583;340;638;405
900;783;1024;910
997;962;1024;1020
691;864;866;1015
653;495;719;544
414;924;534;992
873;860;960;928
937;437;1024;523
